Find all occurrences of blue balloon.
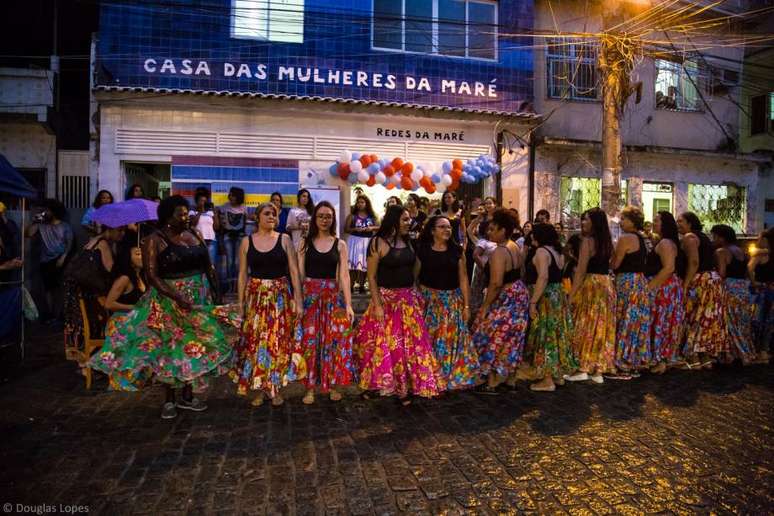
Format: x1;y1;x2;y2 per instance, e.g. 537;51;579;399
490;164;500;174
431;174;441;184
379;159;388;168
348;173;358;184
442;161;452;173
473;166;482;176
329;163;338;176
351;152;361;160
368;163;380;173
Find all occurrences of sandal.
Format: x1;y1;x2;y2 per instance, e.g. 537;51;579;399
329;390;342;402
271;394;285;407
360;390;378;400
474;383;499;395
302;391;315;405
398;396;413;407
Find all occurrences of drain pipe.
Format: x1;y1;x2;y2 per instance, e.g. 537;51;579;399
528;134;538;222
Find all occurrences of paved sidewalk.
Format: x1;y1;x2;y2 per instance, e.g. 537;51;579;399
0;328;772;515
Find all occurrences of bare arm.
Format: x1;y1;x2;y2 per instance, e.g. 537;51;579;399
237;236;249;310
283;234;304;314
343;215;353;235
715;248;729;279
338;240;354;318
458;252;471;322
611;234;635;270
98;240;114;273
473;246;487;268
648;240;676;291
682;234;700;290
104;276;133;312
530;248;550;308
367;238;387;320
570;237;592;299
480;247;506;313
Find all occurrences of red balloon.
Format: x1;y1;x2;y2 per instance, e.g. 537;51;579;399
359;155;371;168
450;168;462;180
386;182;396;190
400;162;414;175
419;177;430;188
383;165;396;177
425;184;436;194
401;176;414;190
338;162;351;179
452;159;463;170
369;154;378;164
391;157;404;170
366;175;376;187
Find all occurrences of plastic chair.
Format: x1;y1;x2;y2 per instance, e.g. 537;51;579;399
79;298;105;389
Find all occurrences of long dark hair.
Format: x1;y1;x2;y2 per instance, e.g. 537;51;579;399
419;215;462;254
92;190;114;208
228;186;245;206
440;192;460;214
297;188;315;216
657;211;680;247
351;194;377;220
532;223;562;253
302;201;337;253
710;224;737;245
369;205;408;254
113;244;146;289
680;211;703;233
583;208;613;262
126;184;145;200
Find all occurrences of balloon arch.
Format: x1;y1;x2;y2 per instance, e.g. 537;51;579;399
328;151;499;195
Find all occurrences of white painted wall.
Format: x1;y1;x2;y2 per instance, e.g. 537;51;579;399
0;122;56;197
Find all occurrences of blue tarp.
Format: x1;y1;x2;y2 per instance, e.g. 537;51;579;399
0;154;36;198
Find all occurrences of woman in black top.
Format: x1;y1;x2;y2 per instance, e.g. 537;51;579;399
90;196;238;420
415;215;478;391
646;211;685;374
565;208;615;384
355;205;442;405
471;209;529;393
610;206;652;378
711;224;754;364
296;201;356;404
678;212;725;369
750;228;774;363
527;223;577;392
233;202;303;408
104;245;147;312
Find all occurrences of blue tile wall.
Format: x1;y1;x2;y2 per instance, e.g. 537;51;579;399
96;0;534;113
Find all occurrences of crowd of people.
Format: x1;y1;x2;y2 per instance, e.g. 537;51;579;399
6;184;771;419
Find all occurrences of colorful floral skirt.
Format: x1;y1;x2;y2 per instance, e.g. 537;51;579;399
649;274;685;364
231;277;302;397
347;235;370;272
570;274;616;374
752;284;774;355
724;278;755;362
295;278;356;392
419;286;479;389
528;283;577;378
89;274;239;392
614;272;653;370
355;287;443;398
472;281;529;378
684;271;727;357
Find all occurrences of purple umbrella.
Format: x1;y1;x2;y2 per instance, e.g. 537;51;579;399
91;198;159;228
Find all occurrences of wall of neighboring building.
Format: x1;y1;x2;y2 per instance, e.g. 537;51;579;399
0;122;56;197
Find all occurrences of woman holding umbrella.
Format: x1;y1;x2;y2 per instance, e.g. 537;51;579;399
90;196;239;420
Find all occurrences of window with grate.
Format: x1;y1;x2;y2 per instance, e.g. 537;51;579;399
373;0;497;61
560;177;600;230
751;92;774;135
687;183;746;233
546;39;599;101
655;58;707;112
232;0;304;43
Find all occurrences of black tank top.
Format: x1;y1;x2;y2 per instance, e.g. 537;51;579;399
483;246;521;286
417;243;460;291
544;247;562;284
305;239;338;280
646;239;682;277
615;233;647;274
587;252;610;275
755;259;774;283
523;245;538;285
697;232;715;272
726;252;747;279
116;278;145;307
247;235;288;279
377;241;415;289
157;233;209;279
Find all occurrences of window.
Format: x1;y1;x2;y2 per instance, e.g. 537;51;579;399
372;0;497;60
751;92;774;135
231;0;304;43
655;58;706;112
546;39;599;101
560;177;600;230
688;183;746;233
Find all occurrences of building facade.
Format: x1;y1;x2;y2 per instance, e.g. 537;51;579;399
531;0;770;234
91;0;537;217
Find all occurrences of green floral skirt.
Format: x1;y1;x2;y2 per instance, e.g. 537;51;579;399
89;274;240;392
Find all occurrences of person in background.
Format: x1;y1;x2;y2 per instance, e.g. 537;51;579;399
81;190;114;235
0;203;22;345
610;206;652;379
527;223;576;392
418;197;430;216
218;186;248;294
554;221;566;247
565;208;615;384
270;192;290;234
232;202;304;407
405;193;426;241
344;195;379;295
535;209;550;224
356;205;442;405
92;196;237;418
190;188;220;274
646;211;685;374
416;215;478;391
296;201;356;404
678;212;725;369
126;184;145;200
438;192;466;246
750;228;773;363
296;216;311;251
472;209;529;393
468;203;498;321
517;221;533;249
385;196;403;210
287;189;315;247
711;224;755;365
26;199;73;323
508;208;523;242
104;245;146;313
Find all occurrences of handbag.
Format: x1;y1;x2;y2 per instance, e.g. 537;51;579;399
21;286;38;321
64;240;111;294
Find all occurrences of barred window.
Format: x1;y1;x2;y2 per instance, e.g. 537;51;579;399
560;177;600;230
546;39;599;101
687;183;746;233
751;92;774;135
655;58;707;112
232;0;304;44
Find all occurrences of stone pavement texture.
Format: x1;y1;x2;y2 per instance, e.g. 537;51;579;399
0;328;773;515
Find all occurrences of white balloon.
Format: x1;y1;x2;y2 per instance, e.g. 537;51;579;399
375;171;386;185
423;167;433;177
410;169;422;182
389;174;401;185
441;174;453;186
436;182;447;193
350;160;363;173
357;170;370;183
340;149;352;163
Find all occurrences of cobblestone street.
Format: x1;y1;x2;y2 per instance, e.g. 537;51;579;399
1;328;772;515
